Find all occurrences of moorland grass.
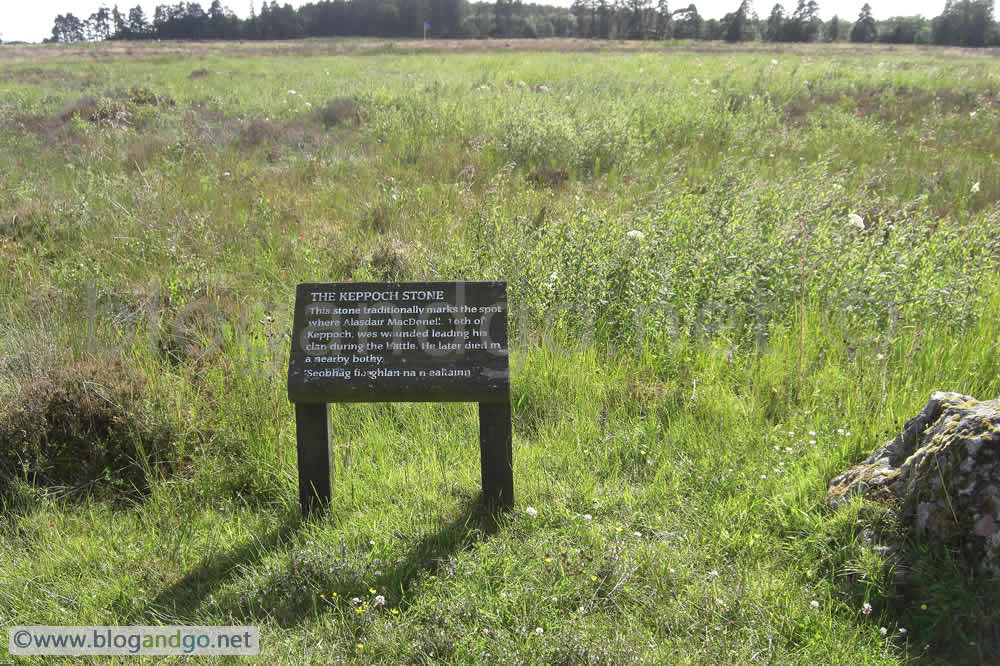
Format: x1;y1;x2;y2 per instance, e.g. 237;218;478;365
1;40;999;664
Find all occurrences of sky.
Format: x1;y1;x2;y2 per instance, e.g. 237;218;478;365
2;0;951;44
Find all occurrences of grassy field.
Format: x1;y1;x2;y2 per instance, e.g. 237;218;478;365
1;39;999;663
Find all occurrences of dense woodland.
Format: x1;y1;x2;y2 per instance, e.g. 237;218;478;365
36;0;1000;46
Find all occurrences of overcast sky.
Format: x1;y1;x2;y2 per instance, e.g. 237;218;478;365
3;0;950;44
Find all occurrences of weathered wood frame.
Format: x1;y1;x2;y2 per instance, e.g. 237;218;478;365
288;281;512;514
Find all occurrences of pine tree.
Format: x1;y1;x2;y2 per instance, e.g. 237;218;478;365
850;2;877;42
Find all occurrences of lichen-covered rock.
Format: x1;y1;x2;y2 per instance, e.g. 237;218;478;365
827;392;1000;574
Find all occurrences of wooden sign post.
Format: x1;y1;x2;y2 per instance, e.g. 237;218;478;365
287;281;512;514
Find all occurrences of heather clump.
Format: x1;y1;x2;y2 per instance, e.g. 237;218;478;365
0;359;176;500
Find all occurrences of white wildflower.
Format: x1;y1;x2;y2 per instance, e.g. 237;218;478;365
583;514;592;521
899;627;908;635
847;213;865;230
810;600;820;609
525;506;538;518
862;602;872;615
535;627;544;635
971;181;980;193
771;59;779;65
880;627;888;636
373;595;386;607
625;229;645;242
287;89;296;95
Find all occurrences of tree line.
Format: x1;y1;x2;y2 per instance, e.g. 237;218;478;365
43;0;999;46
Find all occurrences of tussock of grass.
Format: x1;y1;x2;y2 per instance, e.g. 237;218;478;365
56;95;101;123
319;97;364;128
237;117;282;149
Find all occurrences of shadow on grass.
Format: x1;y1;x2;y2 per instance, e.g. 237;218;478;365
375;490;504;606
126;506;304;623
887;539;1000;665
128;491;505;626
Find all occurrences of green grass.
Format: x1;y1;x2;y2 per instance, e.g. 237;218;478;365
2;40;999;663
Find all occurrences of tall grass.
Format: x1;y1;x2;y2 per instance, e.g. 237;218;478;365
1;41;999;663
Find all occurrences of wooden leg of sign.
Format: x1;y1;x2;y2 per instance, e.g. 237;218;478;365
479;401;513;511
295;402;331;514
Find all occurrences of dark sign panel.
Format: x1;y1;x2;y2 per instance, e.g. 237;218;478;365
288;281;509;404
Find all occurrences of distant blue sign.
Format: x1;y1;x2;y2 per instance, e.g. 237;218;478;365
424;22;431;30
